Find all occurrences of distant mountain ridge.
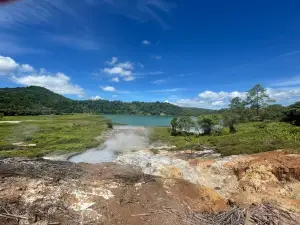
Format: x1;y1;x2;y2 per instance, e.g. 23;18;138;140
0;86;213;116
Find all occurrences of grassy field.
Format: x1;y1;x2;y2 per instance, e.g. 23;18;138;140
0;114;108;157
149;122;300;156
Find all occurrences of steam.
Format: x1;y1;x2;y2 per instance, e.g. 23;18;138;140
69;126;148;164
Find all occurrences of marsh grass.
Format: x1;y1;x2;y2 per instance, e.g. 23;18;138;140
149;122;300;156
0;114;108;157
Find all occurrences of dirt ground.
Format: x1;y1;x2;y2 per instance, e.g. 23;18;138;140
1;150;300;224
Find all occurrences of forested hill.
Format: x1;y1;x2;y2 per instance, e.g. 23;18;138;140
0;86;213;116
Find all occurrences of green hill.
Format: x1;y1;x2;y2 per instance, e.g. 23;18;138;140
0;86;213;116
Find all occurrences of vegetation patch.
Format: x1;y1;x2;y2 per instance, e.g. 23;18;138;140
149;122;300;156
0;114;108;157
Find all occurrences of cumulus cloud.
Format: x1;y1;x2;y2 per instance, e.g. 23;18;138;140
20;64;35;72
173;98;205;108
13;72;84;97
172;87;300;109
118;62;134;70
112;95;118;98
111;77;120;82
124;76;135;81
142;40;151;45
211;100;226;106
106;57;118;65
104;67;132;76
103;57;136;81
89;96;102;100
101;86;116;92
0;55;19;74
0;55;84;96
198;90;246;100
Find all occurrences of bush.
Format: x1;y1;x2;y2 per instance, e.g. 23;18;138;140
284;102;300;126
212;126;230;136
106;120;113;129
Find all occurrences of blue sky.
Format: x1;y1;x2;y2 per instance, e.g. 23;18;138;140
0;0;300;109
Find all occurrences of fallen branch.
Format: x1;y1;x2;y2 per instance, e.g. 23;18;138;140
0;213;28;220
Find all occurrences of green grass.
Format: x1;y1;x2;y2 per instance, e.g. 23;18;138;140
0;114;108;157
149;122;300;156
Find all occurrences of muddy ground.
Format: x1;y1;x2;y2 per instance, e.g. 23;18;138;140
1;150;300;224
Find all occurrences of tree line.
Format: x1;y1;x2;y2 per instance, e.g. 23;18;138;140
170;84;300;136
0;86;212;116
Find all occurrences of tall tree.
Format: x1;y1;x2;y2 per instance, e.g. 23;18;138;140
246;84;270;116
170;117;179;135
229;97;245;110
223;113;239;133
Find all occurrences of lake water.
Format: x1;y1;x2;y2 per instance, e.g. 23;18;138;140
103;114;172;127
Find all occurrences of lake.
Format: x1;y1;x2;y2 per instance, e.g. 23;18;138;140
103;114;172;127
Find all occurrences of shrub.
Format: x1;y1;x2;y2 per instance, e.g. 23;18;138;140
106;120;113;129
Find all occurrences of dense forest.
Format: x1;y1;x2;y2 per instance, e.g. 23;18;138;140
0;86;213;116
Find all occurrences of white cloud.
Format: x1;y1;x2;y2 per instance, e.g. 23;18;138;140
104;67;132;76
148;71;164;75
271;76;300;87
173;98;205;108
152;55;162;60
211;100;226;106
101;86;116;92
89;96;102;100
198;90;246;100
13;72;84;97
103;58;136;81
142;40;151;45
0;55;84;96
106;57;118;65
172;87;300;109
124;76;135;81
266;88;300;105
0;55;37;75
151;79;165;84
118;62;133;70
20;64;35;72
0;55;19;74
150;88;185;93
111;77;120;82
112;95;118;98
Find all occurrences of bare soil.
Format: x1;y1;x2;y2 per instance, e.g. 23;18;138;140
1;151;300;224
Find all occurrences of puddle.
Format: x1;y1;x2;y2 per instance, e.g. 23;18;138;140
69;126;148;164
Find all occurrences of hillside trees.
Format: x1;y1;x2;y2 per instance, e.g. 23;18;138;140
245;84;271;116
284;102;300;126
0;86;212;116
